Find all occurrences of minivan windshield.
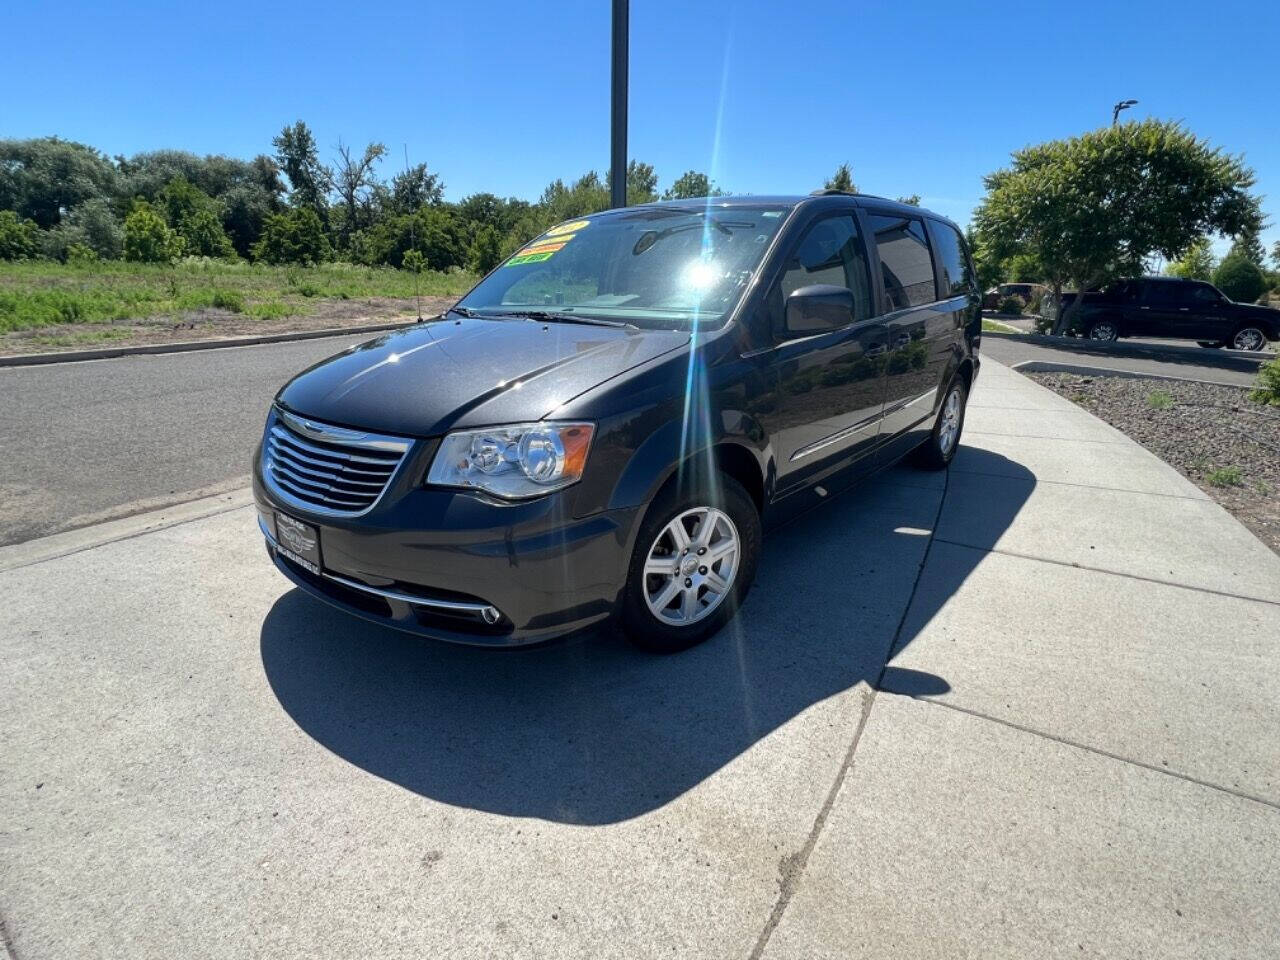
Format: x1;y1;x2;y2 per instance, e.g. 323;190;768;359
454;205;790;330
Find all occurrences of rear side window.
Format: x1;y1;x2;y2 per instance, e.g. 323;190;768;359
869;213;937;309
777;216;874;322
1179;283;1221;305
929;220;972;296
1141;281;1178;304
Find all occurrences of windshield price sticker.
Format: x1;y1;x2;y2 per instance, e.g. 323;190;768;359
506;220;591;266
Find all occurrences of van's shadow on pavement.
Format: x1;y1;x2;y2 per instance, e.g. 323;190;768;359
260;447;1032;824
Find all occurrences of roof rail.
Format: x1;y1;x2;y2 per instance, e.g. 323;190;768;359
809;188;857;196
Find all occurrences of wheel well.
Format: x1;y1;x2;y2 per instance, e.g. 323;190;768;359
955;357;975;391
649;443;766;516
713;443;765;514
1234;319;1277;339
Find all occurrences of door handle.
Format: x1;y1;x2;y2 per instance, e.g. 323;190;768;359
867;344;887;357
1179;307;1190;311
1139;306;1150;310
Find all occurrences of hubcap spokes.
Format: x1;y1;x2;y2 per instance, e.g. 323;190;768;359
1235;329;1263;351
643;507;740;626
939;388;962;455
1092;324;1115;341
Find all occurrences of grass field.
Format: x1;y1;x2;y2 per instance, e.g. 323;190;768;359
0;259;475;334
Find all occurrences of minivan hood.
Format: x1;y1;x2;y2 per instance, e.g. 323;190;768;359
276;317;689;437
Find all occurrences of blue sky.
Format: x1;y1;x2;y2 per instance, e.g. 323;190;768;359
4;0;1277;253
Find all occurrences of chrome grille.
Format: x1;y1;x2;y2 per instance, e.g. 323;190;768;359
263;408;410;516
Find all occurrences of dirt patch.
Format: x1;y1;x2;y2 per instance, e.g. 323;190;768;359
0;295;457;357
1029;372;1280;555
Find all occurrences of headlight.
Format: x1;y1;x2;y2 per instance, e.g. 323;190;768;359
426;422;595;499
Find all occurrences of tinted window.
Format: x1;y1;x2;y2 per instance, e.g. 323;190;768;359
869;214;937;309
1140;280;1179;305
930;220;972;296
1179;283;1222;306
778;216;873;323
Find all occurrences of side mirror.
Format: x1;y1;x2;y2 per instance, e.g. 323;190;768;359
785;284;854;336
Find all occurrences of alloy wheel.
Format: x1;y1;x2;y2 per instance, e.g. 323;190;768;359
1089;322;1118;342
643;507;740;626
1232;327;1266;351
939;387;962;457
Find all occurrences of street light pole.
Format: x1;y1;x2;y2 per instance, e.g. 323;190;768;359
1112;99;1138;126
610;0;629;209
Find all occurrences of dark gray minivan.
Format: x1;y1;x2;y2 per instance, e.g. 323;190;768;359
254;192;980;652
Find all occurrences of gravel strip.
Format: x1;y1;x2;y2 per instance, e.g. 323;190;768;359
1028;372;1280;556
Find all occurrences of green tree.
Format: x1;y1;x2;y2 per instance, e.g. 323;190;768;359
824;163;856;193
251;208;330;265
357;207;465;270
0;210;40;260
662;170;725;200
1227;229;1265;266
622;160;658;205
332;140;387;249
66;197;124;259
221;184;275;257
897;194;921;206
123;201;185;263
179;207;235;258
1271;240;1280;271
965;225;1004;292
467;224;502;273
385;162;444;214
0;137;118;228
1166;237;1215;281
974;120;1262;334
272;121;331;221
1212;253;1267;303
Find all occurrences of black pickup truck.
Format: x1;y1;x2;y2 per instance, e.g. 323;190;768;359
1059;277;1277;350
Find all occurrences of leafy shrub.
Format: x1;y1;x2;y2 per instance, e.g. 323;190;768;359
401;249;425;274
66;243;99;265
124;201;185;263
210;290;245;312
1205;465;1243;487
1250;356;1280;407
1212;254;1267;304
467;225;502;274
252;208;330;265
67;197;124;259
178;207;235;259
0;210;40;260
1146;389;1174;410
996;294;1026;315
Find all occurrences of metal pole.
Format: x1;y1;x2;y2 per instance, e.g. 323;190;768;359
610;0;629;209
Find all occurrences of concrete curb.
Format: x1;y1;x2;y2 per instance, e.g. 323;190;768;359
0;318;423;368
1010;359;1254;390
0;488;255;573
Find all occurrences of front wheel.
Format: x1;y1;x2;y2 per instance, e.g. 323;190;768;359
621;475;761;653
1087;320;1119;342
1231;326;1268;351
914;378;968;470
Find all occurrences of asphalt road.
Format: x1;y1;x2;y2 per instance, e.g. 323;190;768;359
0;327;1270;547
980;330;1268;386
0;333;373;546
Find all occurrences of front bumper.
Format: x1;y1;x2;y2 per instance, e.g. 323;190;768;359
254;467;642;648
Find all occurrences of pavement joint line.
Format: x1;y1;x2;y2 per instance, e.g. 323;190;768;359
890;693;1280;813
965;429;1127;444
932;536;1280;609
748;463;952;960
948;466;1211;503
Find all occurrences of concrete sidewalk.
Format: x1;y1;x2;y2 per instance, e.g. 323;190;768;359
3;359;1278;959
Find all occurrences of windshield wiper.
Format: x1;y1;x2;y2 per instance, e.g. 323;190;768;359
491;310;638;331
449;305;483;318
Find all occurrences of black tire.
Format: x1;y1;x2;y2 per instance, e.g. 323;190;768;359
914;378;968;470
620;474;761;654
1230;326;1268;352
1087;320;1119;342
1197;340;1225;349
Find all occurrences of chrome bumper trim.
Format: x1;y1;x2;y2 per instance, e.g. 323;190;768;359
259;515;501;624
